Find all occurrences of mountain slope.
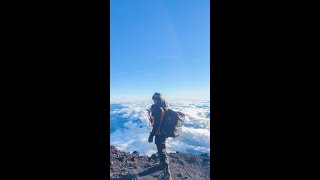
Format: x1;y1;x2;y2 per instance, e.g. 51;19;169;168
110;145;210;180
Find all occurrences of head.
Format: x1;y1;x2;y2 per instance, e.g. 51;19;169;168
152;92;162;103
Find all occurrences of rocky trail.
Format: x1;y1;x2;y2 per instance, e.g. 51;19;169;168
110;145;210;180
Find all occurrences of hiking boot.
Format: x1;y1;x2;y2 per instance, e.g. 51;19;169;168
163;172;172;180
163;164;172;180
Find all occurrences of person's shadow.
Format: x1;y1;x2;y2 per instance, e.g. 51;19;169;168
138;166;163;177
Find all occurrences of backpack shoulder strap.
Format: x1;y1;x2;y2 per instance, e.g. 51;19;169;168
156;107;166;135
160;107;166;119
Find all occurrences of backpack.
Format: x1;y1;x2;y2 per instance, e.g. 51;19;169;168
160;109;185;138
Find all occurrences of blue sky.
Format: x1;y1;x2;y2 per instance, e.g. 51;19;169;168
111;0;210;101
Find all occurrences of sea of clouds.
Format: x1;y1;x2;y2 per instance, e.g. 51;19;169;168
110;99;210;156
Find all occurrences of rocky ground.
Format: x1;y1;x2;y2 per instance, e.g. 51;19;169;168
110;145;210;180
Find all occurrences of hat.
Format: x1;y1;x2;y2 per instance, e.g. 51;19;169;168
152;92;162;100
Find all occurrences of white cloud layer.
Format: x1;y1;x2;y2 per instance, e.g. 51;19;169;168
110;99;210;156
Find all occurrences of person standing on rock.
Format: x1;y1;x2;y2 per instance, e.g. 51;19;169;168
148;92;172;180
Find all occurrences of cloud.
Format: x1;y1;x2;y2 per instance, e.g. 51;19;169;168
110;99;210;156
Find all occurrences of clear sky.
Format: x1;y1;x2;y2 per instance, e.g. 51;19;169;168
111;0;210;101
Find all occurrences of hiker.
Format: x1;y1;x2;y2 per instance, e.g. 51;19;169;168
148;92;172;180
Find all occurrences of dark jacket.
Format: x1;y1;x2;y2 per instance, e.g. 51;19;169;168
150;99;168;136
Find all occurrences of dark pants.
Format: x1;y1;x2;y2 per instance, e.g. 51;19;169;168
155;135;169;165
